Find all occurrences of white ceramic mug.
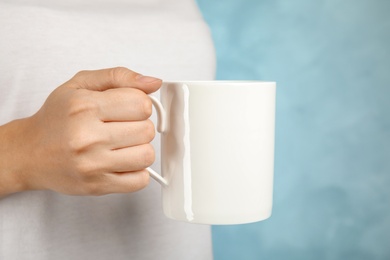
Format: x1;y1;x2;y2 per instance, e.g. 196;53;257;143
147;81;276;225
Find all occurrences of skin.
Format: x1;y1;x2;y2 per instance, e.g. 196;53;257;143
0;67;162;197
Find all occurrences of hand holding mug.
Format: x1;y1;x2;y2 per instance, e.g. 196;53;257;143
0;67;161;196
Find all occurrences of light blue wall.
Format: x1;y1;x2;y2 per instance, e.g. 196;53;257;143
196;0;390;259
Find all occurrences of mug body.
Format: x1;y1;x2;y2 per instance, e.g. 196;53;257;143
160;81;276;224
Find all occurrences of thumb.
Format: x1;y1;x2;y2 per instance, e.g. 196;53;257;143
66;67;162;94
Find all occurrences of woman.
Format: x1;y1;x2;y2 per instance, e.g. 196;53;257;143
0;0;215;259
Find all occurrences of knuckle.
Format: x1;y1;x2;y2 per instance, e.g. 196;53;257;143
140;95;153;118
73;164;109;196
68;130;87;153
109;67;131;85
140;144;155;167
125;170;150;193
68;128;102;154
73;70;88;79
84;182;105;196
132;170;150;191
143;120;156;141
67;91;99;117
73;158;99;177
71;70;91;86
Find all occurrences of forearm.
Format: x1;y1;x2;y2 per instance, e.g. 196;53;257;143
0;118;32;196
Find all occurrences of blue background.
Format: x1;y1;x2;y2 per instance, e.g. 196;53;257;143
196;0;390;259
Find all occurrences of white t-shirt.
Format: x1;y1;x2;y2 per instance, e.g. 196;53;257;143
0;0;216;259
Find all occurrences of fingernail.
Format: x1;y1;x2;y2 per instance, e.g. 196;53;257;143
136;75;161;83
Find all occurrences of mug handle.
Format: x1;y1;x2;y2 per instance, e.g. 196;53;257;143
146;96;169;187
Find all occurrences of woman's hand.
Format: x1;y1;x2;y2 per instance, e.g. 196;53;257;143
0;67;161;196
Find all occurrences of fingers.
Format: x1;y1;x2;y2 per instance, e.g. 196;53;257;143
81;145;154;195
105;170;150;194
68;67;162;94
103;120;155;149
73;144;154;195
99;170;151;195
106;144;155;173
95;87;153;122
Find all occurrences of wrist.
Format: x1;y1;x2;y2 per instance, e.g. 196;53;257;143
0;117;35;196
